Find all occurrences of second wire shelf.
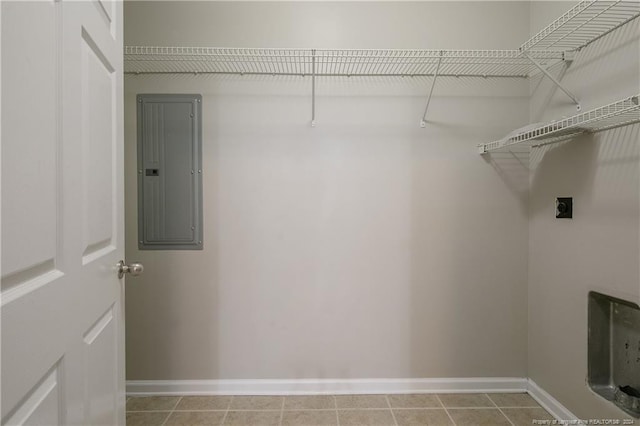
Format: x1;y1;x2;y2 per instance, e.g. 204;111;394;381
478;95;640;154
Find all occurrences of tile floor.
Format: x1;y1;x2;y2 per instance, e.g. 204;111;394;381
126;392;554;425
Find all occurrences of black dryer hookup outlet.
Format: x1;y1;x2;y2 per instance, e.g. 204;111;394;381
556;197;573;219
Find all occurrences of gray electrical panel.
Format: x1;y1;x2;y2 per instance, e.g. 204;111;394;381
137;94;202;250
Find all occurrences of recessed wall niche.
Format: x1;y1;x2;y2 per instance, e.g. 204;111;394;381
588;291;640;418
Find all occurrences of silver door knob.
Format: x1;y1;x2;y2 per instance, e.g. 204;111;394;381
117;260;144;279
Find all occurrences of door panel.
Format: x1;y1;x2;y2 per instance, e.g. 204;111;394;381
1;1;125;425
80;27;116;262
95;0;113;24
2;364;64;426
83;305;118;426
1;1;68;418
1;1;60;283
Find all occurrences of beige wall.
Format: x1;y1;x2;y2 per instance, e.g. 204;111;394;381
527;1;640;420
124;1;530;381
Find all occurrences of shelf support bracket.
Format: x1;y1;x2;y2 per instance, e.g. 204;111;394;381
311;49;316;127
524;52;581;111
420;51;443;128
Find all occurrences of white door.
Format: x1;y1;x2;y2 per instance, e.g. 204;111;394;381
1;1;126;425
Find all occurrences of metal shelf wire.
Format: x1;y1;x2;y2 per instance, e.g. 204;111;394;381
124;47;563;78
520;0;640;52
478;95;640;154
124;2;639;131
124;2;640;76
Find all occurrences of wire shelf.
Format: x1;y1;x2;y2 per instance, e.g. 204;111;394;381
124;47;563;78
520;0;640;52
479;95;640;153
124;4;639;131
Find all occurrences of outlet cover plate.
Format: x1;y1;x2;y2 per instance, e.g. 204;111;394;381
556;197;573;218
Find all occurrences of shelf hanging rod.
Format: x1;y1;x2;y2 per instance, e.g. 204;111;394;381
524;52;581;111
420;51;443;127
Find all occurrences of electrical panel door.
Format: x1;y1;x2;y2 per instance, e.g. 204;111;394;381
137;94;202;250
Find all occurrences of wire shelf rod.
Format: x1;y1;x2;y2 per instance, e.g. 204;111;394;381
124;71;533;79
311;49;316;127
524;52;580;109
421;51;443;127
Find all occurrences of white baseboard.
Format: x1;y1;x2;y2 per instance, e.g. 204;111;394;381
126;377;528;396
527;379;579;421
127;376;581;422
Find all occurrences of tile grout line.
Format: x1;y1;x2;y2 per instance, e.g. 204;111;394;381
486;394;516;426
499;406;542;408
175;408;332;411
278;396;285;426
436;394;457;426
159;396;182;426
450;403;542;410
384;395;398;426
332;408;408;411
220;396;232;426
126;405;543;413
444;406;515;410
334;395;340;426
